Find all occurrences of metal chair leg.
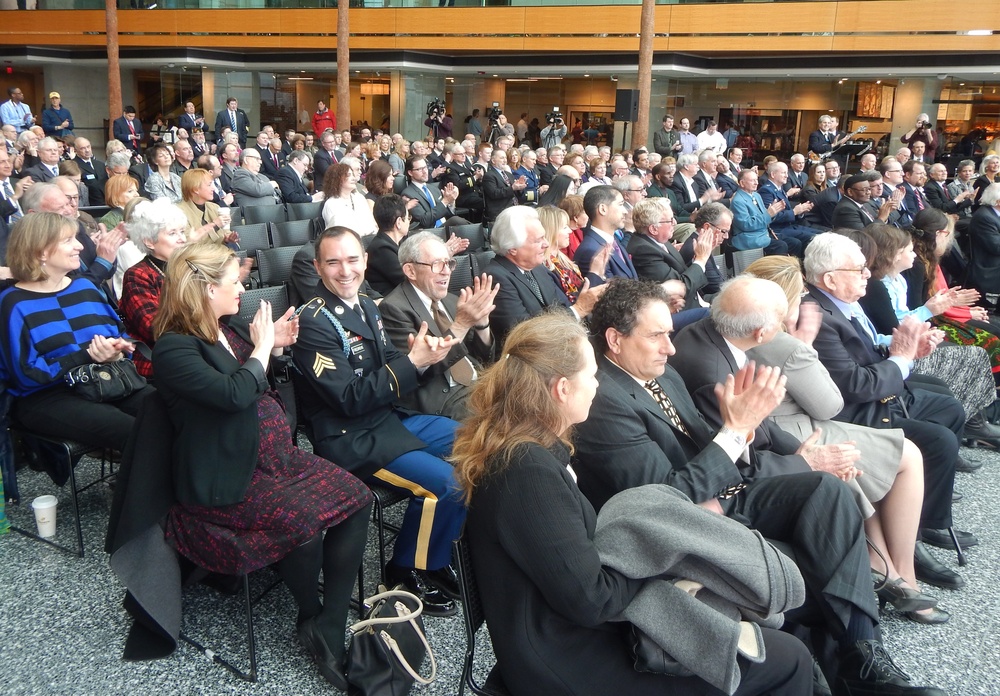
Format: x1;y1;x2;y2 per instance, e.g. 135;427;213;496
947;526;967;566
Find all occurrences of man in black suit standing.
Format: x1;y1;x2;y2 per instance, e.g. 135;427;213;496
484;205;601;347
276;150;324;204
313;131;340;189
255;134;284;181
112;106;144;155
72;137;107;206
214;96;249;148
575;279;948;696
481;149;525;226
804;232;971;590
380;232;496;420
218;142;240;194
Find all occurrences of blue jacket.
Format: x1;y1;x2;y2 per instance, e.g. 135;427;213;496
730;189;772;251
41;106;74;136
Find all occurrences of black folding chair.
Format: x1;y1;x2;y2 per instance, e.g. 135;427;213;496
256;246;299;288
454;536;511;696
239;285;290;322
241;204;287;226
271;219;313;248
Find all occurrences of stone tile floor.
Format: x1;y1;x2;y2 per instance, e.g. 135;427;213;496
1;444;998;695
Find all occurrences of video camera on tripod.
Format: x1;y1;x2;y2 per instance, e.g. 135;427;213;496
545;107;563;125
426;97;445;118
486;102;502;127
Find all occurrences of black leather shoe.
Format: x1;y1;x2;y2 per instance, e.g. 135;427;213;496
963;412;1000;447
424;564;461;601
914;542;966;590
955;455;983;473
921;527;979;550
836;640;947;695
903;607;951;625
384;563;458;617
297;617;348;691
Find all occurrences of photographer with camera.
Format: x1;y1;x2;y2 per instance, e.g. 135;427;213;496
901;113;938;163
540;109;567;150
485;104;513;146
424;98;453;140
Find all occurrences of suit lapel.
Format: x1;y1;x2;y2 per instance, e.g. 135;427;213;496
402;282;440;335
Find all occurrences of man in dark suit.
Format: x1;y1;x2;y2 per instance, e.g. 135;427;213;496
112;106;144;154
213;97;249;148
481;149;524;225
257;135;284;181
804;178;842;230
401;155;460;230
786;153;809;202
313;131;340;188
293;227;467;616
574;279;944;696
177;101;205;135
485;205;600;347
925;163;974;219
757;162;817;251
72;137;107;206
804;232;971;590
628;196;713;310
276;150;322;204
831;173;880;230
671;153;722;218
380;232;496;420
574;184;637;282
692;150;732;203
967;190;1000;303
21;136;61;183
901;160;933;218
218;142;240;194
879;159;914;228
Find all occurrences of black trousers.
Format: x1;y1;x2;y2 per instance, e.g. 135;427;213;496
889;382;963;530
13;383;155;452
734;471;876;638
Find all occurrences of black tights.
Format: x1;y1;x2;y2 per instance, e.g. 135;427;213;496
276;502;372;660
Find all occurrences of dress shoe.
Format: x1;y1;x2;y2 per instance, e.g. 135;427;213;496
384;563;458;617
874;577;938;613
424;564;461;601
921;527;979;550
913;542;966;590
297;617;348;691
903;607;951;625
955;455;983;473
836;640;947;695
952;491;964;503
963;412;1000;447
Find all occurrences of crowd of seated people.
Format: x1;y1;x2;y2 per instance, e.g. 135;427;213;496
8;103;1000;696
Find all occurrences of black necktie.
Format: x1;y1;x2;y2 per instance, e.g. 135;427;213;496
522;270;544;305
849;315;883;363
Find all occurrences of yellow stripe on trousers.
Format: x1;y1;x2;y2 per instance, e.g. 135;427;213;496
372;468;437;570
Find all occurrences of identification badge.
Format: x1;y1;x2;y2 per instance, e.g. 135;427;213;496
85;174;96;180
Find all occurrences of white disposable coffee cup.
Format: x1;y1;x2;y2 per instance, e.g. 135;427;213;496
218;207;232;230
31;495;58;538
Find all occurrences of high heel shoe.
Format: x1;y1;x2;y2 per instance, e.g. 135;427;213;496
903;607;951;625
875;577;938;612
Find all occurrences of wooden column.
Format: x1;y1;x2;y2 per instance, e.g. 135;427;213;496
336;0;350;140
105;0;121;141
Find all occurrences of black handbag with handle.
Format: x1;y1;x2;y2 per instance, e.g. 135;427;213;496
346;586;437;696
64;360;147;403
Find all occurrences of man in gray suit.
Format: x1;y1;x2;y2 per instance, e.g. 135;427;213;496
379;232;497;419
574;279;946;696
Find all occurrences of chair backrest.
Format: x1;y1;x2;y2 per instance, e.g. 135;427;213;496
256;246;299;288
361;233;376;250
470;250;496;277
241;204;288;226
233;223;272;257
449;223;487;252
711;253;729;278
285;201;323;222
731;247;764;275
454;536;511;696
448;254;474;295
226;205;243;227
238;284;290;322
271;219;313;248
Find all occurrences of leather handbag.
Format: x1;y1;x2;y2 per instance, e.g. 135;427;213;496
64;360;147;403
346;587;437;696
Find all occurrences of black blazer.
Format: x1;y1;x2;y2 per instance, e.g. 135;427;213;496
364;231;406;296
313;148;338;188
257;146;283;180
275;164;312;203
213;108;249;147
401;182;451;230
626;233;707;310
76;157;108;206
805;285;903;426
466;440;648;696
968;204;1000;295
668;318;811;479
669;175;702;215
925;179;971;215
152;319;267;506
379;281;494;418
830;198;876;230
484;255;571;348
292;285;425;480
574;355;744;512
481;167;517;223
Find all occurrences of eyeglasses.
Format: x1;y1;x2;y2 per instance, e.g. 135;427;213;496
656;218;676;226
850;186;871;193
884;168;902;174
628;188;646;193
412;258;457;273
710;223;732;235
64;194;80;202
832;266;869;275
410;166;428;172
